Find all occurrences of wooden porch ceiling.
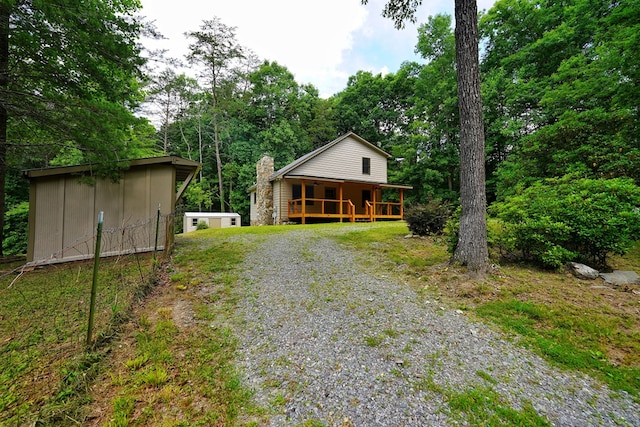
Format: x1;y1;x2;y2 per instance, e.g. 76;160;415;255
281;175;413;190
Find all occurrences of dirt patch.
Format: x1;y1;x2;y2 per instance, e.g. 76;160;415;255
85;269;180;426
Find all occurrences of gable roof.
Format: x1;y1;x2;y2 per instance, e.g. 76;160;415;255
270;132;390;180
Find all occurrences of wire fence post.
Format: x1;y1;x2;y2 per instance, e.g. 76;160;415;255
86;211;104;348
153;204;160;266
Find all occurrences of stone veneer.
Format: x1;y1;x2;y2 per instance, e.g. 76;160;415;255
253;155;274;226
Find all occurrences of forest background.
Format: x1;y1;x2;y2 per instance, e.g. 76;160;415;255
2;0;639;259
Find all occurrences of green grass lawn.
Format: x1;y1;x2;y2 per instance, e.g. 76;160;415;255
0;254;158;426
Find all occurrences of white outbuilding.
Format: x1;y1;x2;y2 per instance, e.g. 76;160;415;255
183;212;241;232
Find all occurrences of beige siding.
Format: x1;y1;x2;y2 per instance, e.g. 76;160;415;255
62;178;96;259
148;166;174;214
272;180;281;223
32;178;64;260
249;190;257;223
28;165;176;263
96;178;125;253
274;179;292;223
290;136;387;183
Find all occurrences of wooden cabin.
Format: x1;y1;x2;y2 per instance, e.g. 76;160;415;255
250;132;411;225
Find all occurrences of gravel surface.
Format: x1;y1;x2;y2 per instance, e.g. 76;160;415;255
234;228;640;426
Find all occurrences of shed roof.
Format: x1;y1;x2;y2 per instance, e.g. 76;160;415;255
184;212;240;218
24;156;201;182
270;132;390;181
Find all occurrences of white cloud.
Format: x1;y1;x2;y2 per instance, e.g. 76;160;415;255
141;0;495;98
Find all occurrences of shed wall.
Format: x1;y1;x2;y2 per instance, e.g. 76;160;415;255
28;165;175;263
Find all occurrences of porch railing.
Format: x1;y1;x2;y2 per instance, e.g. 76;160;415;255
288;198;355;221
365;201;403;222
288;198;402;223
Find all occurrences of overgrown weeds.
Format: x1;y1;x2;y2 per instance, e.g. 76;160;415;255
0;253;160;426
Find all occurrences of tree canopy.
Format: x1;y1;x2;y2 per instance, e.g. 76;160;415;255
3;0;639;263
0;0;154;254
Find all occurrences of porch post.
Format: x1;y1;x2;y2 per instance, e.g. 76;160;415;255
371;185;376;222
339;183;344;223
400;189;404;219
301;179;306;224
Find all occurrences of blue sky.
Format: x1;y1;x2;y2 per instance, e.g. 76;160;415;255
141;0;497;98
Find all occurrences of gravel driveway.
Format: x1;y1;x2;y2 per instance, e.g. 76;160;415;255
234;228;640;426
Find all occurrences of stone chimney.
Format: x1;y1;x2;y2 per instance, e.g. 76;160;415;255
254;154;274;225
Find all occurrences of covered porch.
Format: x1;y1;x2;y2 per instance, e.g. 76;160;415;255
284;177;411;224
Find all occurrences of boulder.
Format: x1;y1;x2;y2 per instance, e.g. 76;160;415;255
567;262;599;280
599;270;640;286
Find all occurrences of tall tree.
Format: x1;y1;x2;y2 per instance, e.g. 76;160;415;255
482;0;640;198
146;69;200;155
186;17;244;212
0;0;148;255
244;61;331;166
332;68;415;151
412;14;460;200
362;0;489;274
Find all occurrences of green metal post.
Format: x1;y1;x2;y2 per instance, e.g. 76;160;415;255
86;211;104;348
153;204;160;264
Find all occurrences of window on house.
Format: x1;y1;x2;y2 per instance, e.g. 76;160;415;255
231;218;236;226
362;157;371;175
192;218;198;227
325;187;336;200
253;192;257;204
292;184;314;205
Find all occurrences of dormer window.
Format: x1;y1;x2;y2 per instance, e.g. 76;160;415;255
362;157;371;175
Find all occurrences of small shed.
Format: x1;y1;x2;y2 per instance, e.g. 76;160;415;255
24;156;201;264
183;212;241;232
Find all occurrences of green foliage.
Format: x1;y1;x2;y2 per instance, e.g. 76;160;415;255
3;201;28;255
5;0;149;166
183;179;214;212
490;175;640;268
485;0;640;198
196;221;209;230
445;206;461;254
404;200;451;236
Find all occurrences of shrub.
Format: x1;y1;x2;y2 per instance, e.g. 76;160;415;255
404;200;451;236
490;175;640;269
3;201;29;255
196;221;209;230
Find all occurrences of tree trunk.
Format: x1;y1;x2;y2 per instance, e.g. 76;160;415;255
162;90;170;153
451;0;488;275
0;5;9;256
212;112;224;213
